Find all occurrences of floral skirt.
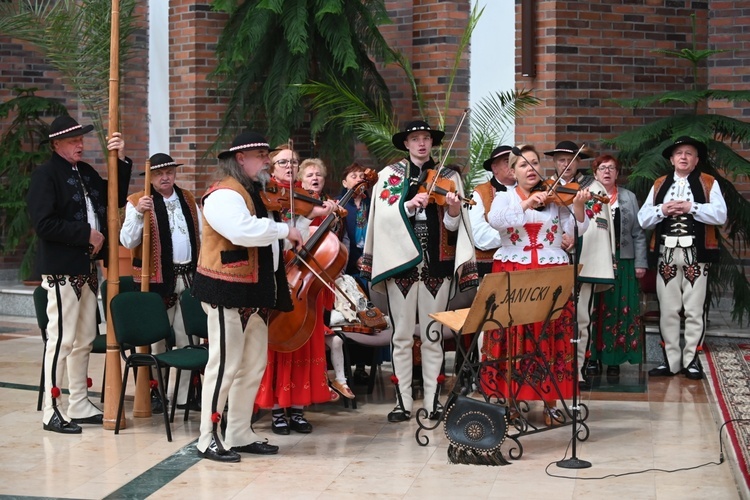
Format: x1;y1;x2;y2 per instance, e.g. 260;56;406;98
479;260;575;402
591;253;642;366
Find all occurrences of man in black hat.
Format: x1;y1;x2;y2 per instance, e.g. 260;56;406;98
470;145;515;276
192;131;303;462
638;136;726;380
361;120;478;423
120;153;202;412
27;114;133;434
545;140;615;389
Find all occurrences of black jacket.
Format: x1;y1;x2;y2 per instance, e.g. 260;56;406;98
27;152;133;275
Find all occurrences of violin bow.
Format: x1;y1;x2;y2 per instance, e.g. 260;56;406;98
548;143;586;193
427;108;470;196
288;138;297;227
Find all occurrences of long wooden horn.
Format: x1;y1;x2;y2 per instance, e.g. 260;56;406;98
103;0;125;430
132;159;153;418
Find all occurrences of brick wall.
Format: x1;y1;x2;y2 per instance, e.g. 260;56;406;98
515;0;710;178
168;1;229;197
0;2;149;273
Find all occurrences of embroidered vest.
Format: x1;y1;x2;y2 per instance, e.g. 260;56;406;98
127;187;200;298
648;171;720;264
473;180;499;266
191;177;292;310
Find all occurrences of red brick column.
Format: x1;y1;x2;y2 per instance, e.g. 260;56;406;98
169;2;229;195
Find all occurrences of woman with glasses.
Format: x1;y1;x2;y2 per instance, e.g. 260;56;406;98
590;155;647;378
255;146;339;435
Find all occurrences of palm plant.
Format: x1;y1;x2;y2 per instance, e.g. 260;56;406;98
0;0;139;151
0;89;67;279
298;3;539;192
210;0;394;166
605;15;750;324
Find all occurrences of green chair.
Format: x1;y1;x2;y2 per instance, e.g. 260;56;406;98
33;285;105;410
171;288;208;423
110;291;208;441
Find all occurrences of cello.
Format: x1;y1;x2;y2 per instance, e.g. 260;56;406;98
267;170;377;352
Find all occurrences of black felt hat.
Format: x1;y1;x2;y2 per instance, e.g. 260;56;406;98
544;140;590;160
218;131;275;160
482;145;512;171
42;115;94;144
391;120;445;151
139;153;183;176
662;136;707;161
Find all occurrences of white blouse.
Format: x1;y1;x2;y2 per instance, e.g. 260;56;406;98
487;187;589;265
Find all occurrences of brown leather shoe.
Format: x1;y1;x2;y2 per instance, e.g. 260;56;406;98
331;380;355;399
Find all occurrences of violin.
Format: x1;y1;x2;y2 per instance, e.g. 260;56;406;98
260;179;348;218
532;178;610;207
337;323;375;335
417;169;476;207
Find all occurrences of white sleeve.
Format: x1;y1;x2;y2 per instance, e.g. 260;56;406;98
119;201;144;249
469;191;502;251
637;186;661;230
693;181;727;225
203;189;288;247
488;191;525;230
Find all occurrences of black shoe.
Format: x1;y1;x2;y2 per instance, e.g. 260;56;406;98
175;400;201;411
648;364;675;377
231;441;279;455
271;412;290;435
584;360;602;377
70;414;103;425
352;368;369;386
199;439;240;463
387;406;411;423
684;359;704;380
578;379;591;391
289;413;313;433
151;394;166;414
606;365;620;377
43;412;82;434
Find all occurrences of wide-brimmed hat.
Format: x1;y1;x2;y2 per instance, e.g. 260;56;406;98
391;120;445;151
218;131;275;160
544;140;591;160
139;153;183;176
42;115;94;144
662;136;707;161
482;145;512;171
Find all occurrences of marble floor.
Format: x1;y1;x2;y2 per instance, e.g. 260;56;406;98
0;315;743;500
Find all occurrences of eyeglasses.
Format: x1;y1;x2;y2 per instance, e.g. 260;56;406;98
597;166;616;172
274;159;299;169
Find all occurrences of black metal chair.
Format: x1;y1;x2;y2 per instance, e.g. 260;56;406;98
110;291;208;441
174;288;208;423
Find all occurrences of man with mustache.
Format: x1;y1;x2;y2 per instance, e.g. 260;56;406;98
120;153;203;413
192;131;303;462
27;114;132;434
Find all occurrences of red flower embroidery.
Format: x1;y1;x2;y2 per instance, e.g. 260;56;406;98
507;228;514;234
51;386;61;398
211;412;222;423
546;232;554;242
390;375;399;385
150;379;159;390
388;174;401;186
510;233;520;242
585;209;594;219
380;189;389;200
592;203;602;214
388;195;399;205
550;224;558;232
87;377;93;388
631;339;639;350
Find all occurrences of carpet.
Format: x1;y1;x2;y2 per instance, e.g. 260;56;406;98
704;337;750;496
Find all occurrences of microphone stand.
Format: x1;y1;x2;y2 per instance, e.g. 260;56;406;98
510;147;591;469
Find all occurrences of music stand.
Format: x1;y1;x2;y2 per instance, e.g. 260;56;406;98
417;266;588;462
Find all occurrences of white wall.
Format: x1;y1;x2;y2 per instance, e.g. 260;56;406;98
470;1;516;143
148;0;169;156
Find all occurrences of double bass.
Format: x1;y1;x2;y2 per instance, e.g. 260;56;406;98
267;170;377;352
